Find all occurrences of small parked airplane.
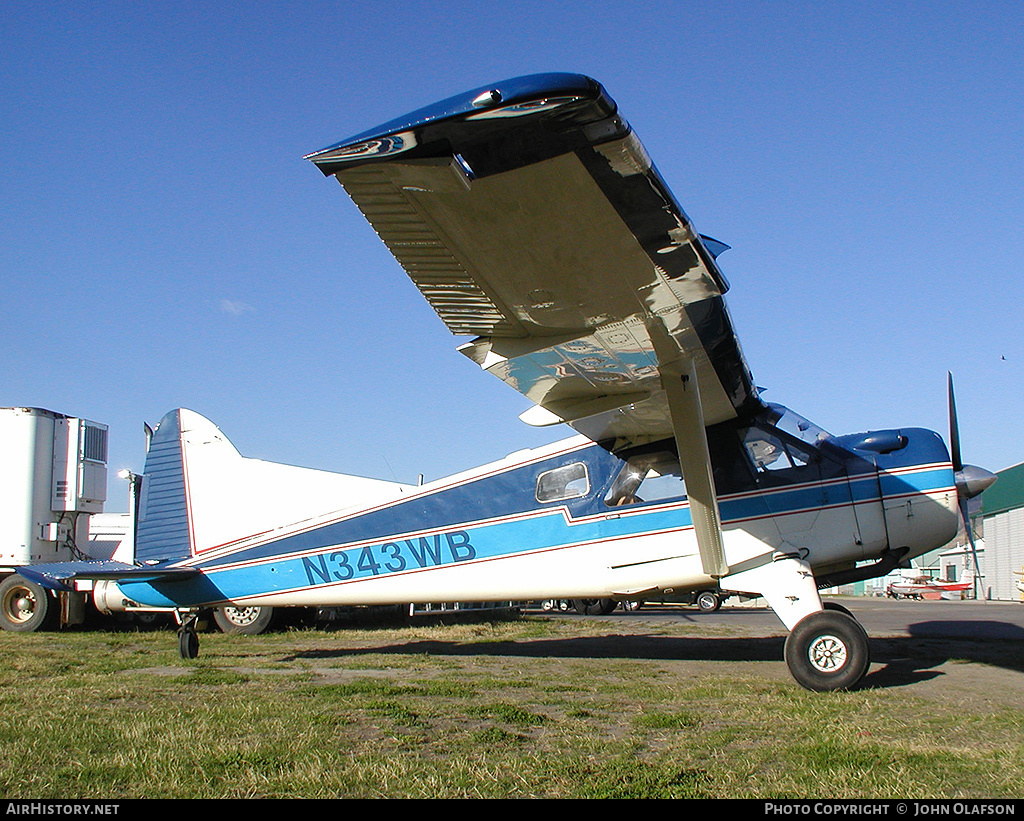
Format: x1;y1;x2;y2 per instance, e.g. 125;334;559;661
886;567;976;599
17;73;996;690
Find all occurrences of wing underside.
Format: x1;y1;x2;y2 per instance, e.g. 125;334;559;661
308;73;760;455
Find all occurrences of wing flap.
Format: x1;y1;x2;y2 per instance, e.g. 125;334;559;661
338;164;523;338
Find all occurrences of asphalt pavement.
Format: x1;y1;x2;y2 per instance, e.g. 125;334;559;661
537;597;1024;641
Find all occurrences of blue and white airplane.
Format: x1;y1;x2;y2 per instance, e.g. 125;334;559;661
18;74;995;691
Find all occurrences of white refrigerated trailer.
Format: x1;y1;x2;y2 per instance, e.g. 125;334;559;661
0;406;111;631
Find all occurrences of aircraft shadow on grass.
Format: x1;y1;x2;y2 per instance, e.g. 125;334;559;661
285;618;1024;691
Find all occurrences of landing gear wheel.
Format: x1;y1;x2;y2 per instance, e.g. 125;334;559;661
177;612;200;659
178;629;199;659
571;598;617;615
784;610;869;692
0;575;56;632
695;591;721;613
213;605;275;635
822;601;854;619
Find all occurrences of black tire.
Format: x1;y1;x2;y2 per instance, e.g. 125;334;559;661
784;610;870;692
695;591;721;613
822;601;854;619
213;605;276;635
178;629;199;659
0;575;56;632
571;598;617;615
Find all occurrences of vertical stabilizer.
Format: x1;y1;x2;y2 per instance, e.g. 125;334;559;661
136;410;191;563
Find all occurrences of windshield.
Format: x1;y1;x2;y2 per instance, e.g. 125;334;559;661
762;403;832;447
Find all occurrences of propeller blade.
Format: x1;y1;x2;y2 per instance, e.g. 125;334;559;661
946;372;996;599
947;371;963;472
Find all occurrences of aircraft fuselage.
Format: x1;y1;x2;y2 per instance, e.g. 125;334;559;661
115;405;960;614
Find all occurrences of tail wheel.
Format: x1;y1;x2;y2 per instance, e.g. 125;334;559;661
177;611;201;659
784;610;870;692
0;575;56;632
178;628;199;659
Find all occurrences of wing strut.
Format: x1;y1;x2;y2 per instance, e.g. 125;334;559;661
651;323;729;578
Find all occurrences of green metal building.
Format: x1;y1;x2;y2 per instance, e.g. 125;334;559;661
974;462;1024;601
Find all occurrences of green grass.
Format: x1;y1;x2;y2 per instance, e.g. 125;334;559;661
0;615;1021;799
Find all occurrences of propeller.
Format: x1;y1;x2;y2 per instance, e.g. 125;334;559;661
947;372;997;597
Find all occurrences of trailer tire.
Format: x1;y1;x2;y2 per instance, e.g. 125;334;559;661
213;605;276;635
695;591;722;613
0;575;56;632
571;598;617;615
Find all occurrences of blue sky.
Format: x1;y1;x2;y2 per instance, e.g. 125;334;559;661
3;1;1022;511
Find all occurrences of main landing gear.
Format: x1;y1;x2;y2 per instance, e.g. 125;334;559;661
723;556;870;692
784;607;870;692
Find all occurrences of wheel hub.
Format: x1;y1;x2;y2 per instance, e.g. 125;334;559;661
808;633;848;672
5;589;36;623
225;607;260;626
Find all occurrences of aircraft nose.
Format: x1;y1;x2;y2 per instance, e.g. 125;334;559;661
955;464;997;500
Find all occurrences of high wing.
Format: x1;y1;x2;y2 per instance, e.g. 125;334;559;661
307;73;765;576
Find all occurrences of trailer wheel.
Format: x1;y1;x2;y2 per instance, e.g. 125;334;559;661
213;605;276;635
571;598;617;615
695;591;721;613
784;610;870;692
0;575;55;632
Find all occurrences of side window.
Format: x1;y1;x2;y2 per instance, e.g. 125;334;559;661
536;462;590;503
605;452;687;506
743;429;812;472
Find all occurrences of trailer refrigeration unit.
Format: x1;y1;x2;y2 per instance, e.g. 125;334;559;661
0;407;109;631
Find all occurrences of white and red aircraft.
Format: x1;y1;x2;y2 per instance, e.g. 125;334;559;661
14;74;996;691
886;568;976;599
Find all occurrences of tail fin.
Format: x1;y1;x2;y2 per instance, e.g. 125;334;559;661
135;410;193;563
136;409;413;562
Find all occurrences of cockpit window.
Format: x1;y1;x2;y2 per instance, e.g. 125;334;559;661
536;462;590;503
738;422;849;489
605;451;687;507
743;428;813;473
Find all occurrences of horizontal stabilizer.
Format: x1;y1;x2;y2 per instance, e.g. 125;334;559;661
16;561;199;591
